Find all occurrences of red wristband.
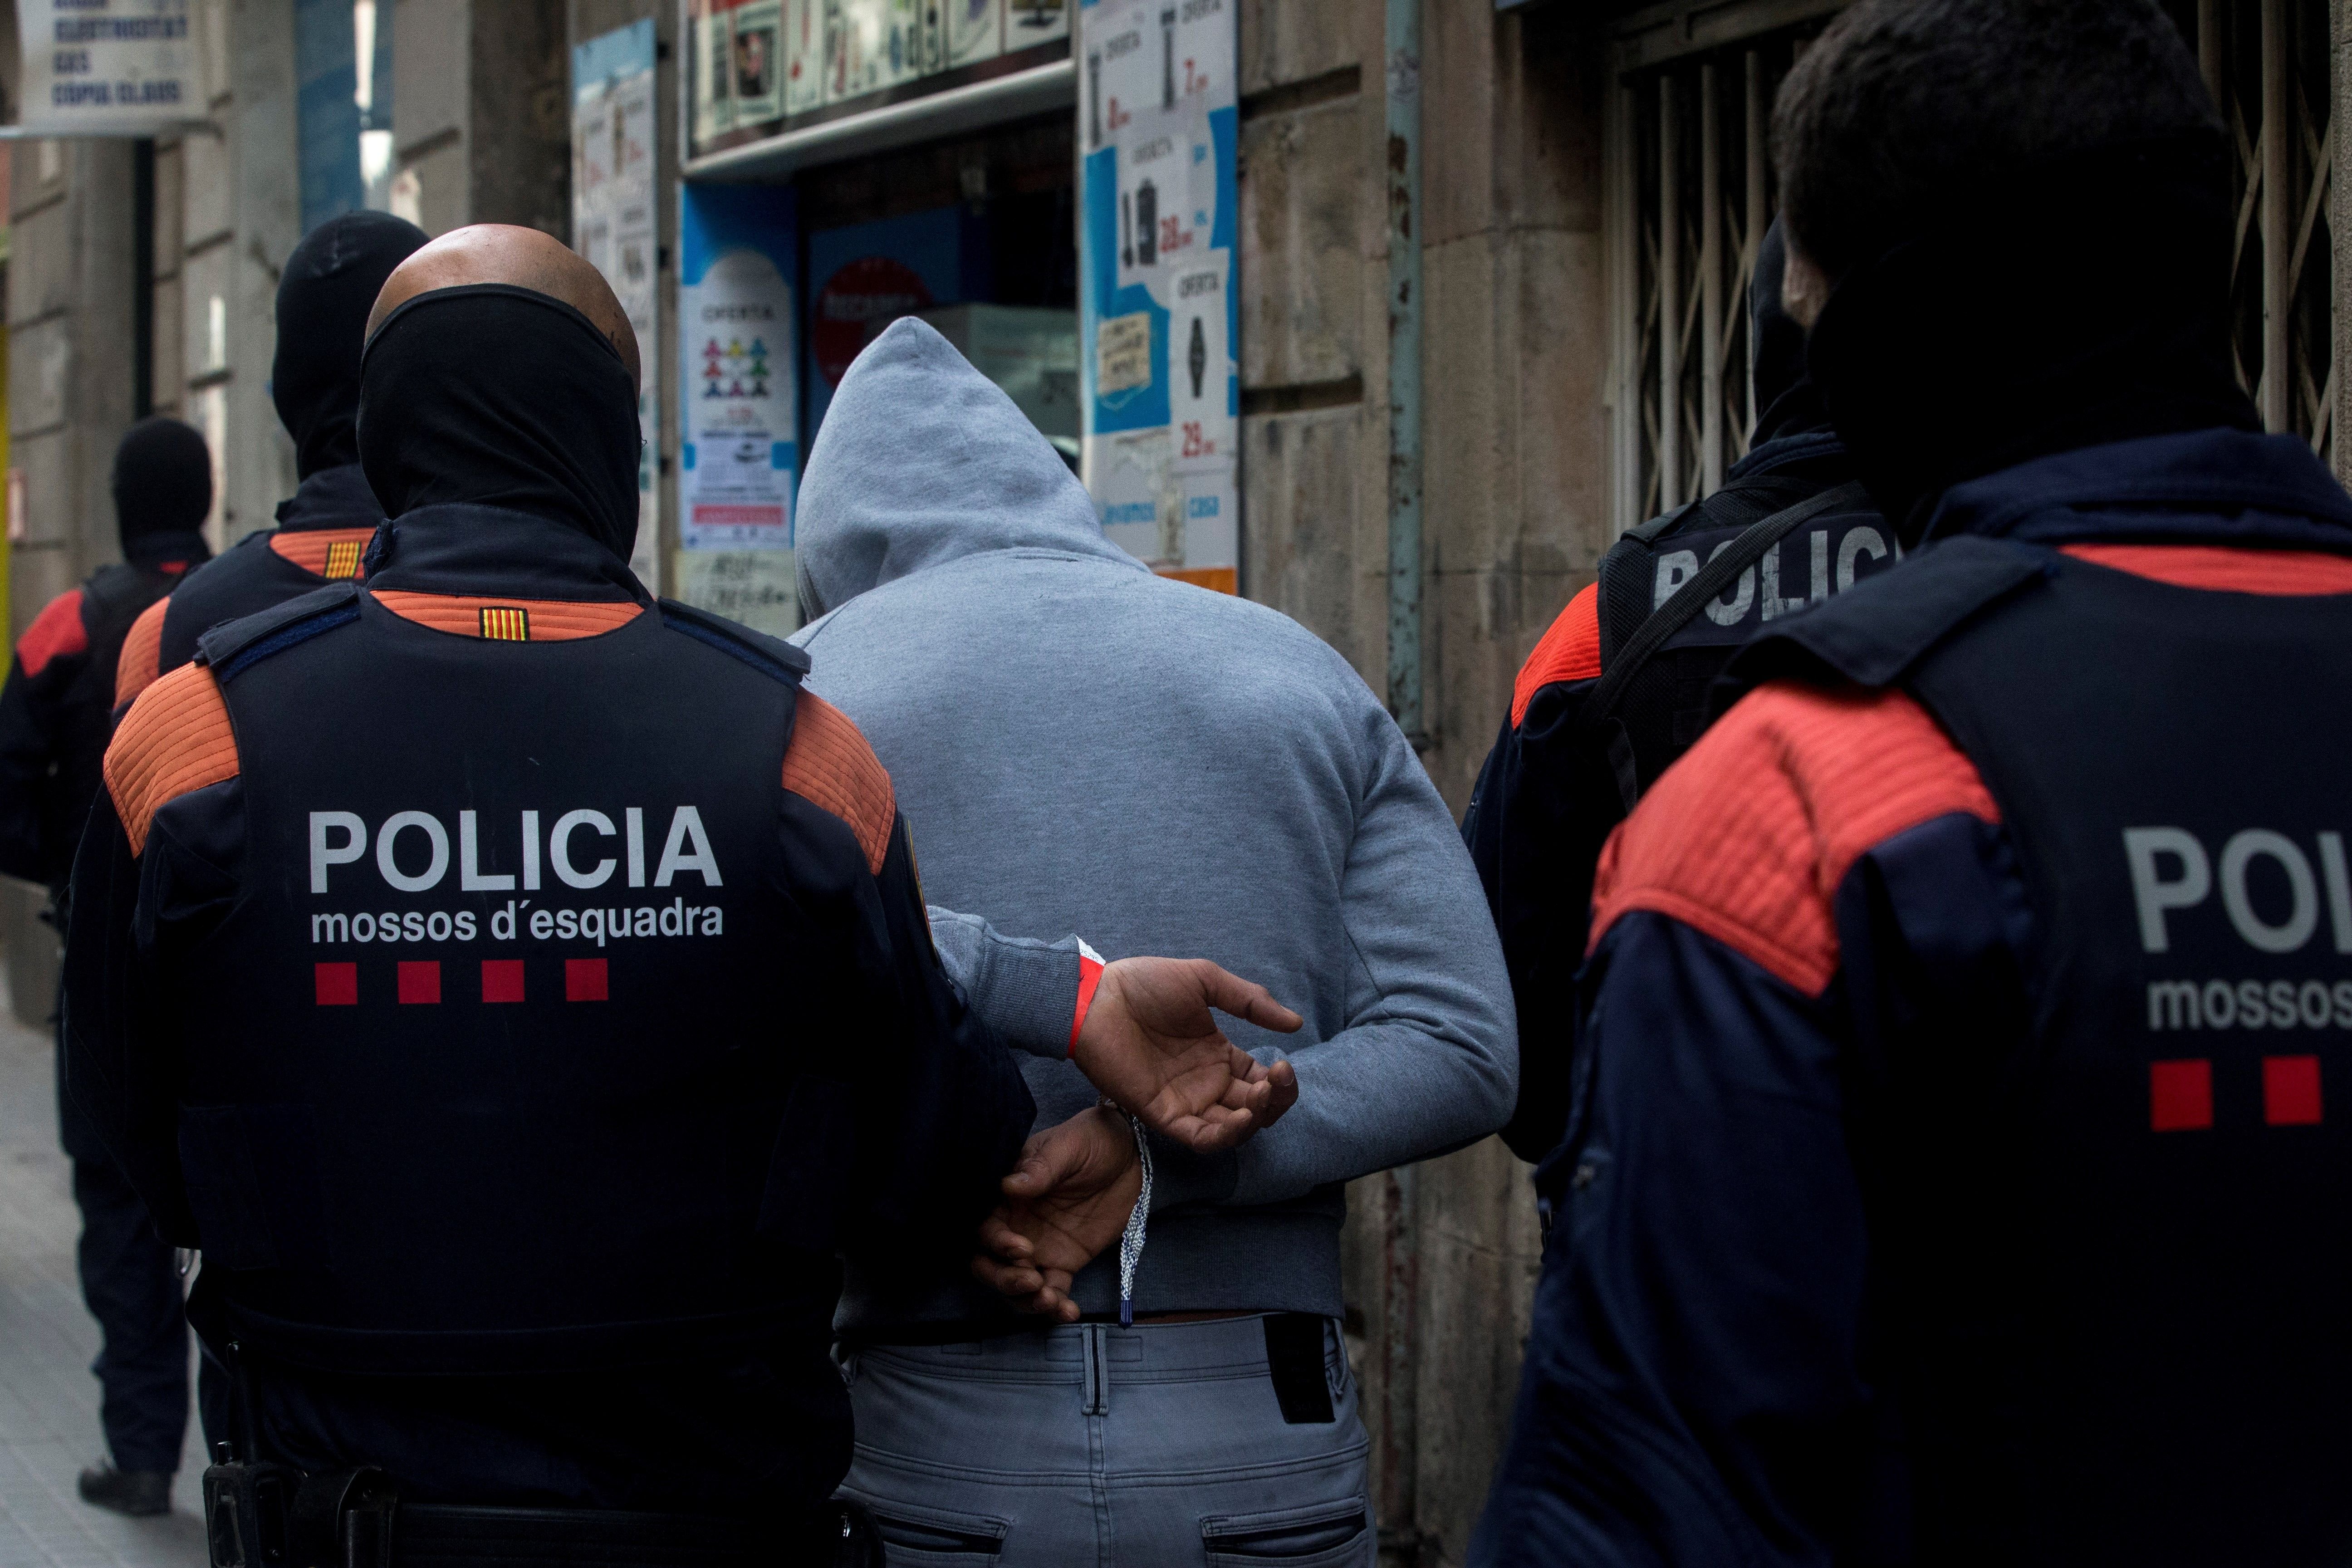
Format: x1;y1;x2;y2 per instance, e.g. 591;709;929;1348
1069;940;1106;1058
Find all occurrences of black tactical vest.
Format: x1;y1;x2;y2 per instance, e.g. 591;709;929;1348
156;464;382;676
1594;472;1892;798
173;577;851;1377
1733;537;2352;1565
48;561;186;884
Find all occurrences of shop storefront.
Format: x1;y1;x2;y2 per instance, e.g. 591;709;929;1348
670;0;1239;631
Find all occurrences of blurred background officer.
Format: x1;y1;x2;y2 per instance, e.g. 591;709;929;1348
1460;216;1887;1166
0;416;210;1518
1472;0;2352;1563
792;318;1514;1566
64;226;1295;1563
114;210;428;708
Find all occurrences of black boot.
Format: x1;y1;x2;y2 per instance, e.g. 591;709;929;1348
77;1461;170;1517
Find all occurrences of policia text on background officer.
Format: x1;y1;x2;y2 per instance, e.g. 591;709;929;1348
0;418;212;1518
1460;216;1887;1166
1471;0;2352;1562
63;225;1303;1565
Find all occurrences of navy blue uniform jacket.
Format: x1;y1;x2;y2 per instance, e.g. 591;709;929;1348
1472;426;2352;1565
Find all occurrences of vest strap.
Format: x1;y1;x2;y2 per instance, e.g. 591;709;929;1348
657;598;811;682
195;583;362;682
1583;481;1868;810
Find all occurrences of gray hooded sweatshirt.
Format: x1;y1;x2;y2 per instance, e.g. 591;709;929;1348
794;318;1514;1330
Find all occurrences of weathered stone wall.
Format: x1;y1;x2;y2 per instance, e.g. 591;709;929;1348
1237;3;1612;1558
394;0;571;240
565;0;681;598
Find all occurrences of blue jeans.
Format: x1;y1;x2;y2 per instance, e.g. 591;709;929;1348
841;1315;1374;1568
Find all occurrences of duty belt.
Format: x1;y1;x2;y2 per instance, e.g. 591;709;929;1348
203;1460;879;1568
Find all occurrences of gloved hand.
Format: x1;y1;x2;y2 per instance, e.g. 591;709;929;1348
970;1106;1141;1321
1071;957;1302;1153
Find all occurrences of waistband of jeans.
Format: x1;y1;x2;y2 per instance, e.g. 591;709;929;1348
847;1312;1340;1382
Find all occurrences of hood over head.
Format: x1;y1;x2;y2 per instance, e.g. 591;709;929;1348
794;317;1139;619
112;416;213;557
1748;217;1831;447
357;283;642;562
273;211;431;479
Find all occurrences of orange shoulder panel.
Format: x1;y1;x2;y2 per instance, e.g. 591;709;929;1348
105;664;240;856
271;527;377;580
368;591;644;642
1590;681;1999;997
782;692;895;876
2061;543;2352;595
17;588;87;677
114;598;169;708
1512;583;1602;727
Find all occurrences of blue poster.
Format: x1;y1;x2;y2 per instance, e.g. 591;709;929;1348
802;205;988;441
1076;0;1238;589
295;0;394;232
679;183;799;554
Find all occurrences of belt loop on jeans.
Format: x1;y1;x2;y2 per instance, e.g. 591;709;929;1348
1081;1324;1108;1417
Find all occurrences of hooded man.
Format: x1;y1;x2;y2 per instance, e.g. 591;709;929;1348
114;210;429;709
0;415;211;1516
789;317;1514;1567
1460;217;1891;1166
1473;0;2352;1562
60;225;1299;1560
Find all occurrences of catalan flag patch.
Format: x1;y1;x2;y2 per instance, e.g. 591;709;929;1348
479;606;531;642
323;538;364;580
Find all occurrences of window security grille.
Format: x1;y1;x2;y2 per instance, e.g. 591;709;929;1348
1607;0;2336;532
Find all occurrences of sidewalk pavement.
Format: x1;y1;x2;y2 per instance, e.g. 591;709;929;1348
0;972;205;1566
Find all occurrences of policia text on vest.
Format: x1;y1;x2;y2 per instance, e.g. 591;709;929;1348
2128;824;2352;1034
307;806;728;951
1647;514;1898;637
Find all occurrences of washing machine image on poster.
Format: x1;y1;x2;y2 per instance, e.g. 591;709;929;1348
681;247;797;551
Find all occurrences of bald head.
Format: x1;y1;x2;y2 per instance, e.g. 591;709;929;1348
368;224;640;388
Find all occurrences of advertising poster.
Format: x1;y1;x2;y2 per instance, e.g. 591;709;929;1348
941;0;1004;69
1076;0;1237;591
804;205;978;437
679;183;800;635
16;0;198;133
572;19;661;591
784;0;823;114
694;0;1071;156
731;0;784;123
826;0;922;101
1005;0;1068;49
688;0;743;144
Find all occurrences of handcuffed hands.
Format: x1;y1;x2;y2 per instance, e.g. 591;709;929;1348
1071;957;1302;1154
971;1106;1142;1321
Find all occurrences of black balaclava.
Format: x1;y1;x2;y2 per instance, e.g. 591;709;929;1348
1805;134;2259;542
273;210;431;480
1748;217;1832;448
357;284;641;563
111;416;213;562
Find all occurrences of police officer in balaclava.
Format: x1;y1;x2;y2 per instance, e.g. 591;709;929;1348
1460;215;1892;1168
63;225;1297;1560
0;415;211;1517
114;209;428;706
